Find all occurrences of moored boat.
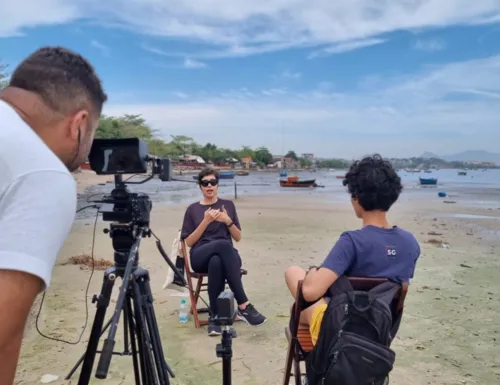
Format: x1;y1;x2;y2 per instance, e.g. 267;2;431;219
335;175;345;179
219;171;236;179
236;170;249;176
458;171;467;176
419;177;438;185
280;176;317;188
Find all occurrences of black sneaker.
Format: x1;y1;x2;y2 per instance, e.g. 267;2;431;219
208;318;222;336
237;304;266;326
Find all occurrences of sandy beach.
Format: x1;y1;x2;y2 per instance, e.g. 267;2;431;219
16;172;500;385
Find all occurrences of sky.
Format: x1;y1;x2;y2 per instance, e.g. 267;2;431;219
1;1;500;158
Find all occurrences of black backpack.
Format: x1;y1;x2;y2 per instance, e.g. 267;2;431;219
304;277;402;385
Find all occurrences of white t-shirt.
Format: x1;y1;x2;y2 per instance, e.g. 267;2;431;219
0;100;76;288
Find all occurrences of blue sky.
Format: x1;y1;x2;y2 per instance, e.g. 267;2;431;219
2;1;500;158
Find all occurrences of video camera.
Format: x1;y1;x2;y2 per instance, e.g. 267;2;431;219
88;138;172;225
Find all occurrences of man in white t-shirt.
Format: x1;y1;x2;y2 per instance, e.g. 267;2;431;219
0;46;107;384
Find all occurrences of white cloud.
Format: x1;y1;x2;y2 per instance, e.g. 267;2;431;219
183;58;206;69
413;38;446;52
0;0;78;37
104;54;500;158
308;38;386;59
172;91;189;99
90;40;110;56
3;1;500;58
277;71;301;79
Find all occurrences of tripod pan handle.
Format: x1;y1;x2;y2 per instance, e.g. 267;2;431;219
96;338;115;379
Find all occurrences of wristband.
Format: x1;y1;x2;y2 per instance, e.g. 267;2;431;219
227;221;234;228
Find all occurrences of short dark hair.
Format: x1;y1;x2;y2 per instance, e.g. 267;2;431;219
197;167;219;184
9;46;107;117
343;154;402;212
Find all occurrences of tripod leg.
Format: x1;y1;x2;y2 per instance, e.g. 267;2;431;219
126;295;142;385
65;318;113;380
132;278;157;385
123;299;130;354
140;272;174;380
76;268;117;385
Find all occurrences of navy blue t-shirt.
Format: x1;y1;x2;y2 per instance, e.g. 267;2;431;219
321;226;420;283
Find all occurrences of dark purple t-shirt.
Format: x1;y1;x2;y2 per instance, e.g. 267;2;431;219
321;226;420;283
181;198;240;251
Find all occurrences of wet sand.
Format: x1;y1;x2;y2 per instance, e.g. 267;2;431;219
16;186;500;385
73;169;114;193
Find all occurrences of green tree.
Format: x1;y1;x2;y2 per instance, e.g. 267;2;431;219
237;146;255;160
316;159;348;169
170;135;195;156
254;146;273;166
299;157;313;168
285;150;298;160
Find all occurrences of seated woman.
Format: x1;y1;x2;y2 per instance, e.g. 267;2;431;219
181;167;266;336
284;154;421;346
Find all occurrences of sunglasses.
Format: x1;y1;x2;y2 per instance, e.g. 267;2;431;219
200;179;219;187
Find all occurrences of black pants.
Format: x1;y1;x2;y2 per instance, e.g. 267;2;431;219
190;239;248;315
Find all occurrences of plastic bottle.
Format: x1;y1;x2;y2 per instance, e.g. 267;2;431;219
179;299;188;323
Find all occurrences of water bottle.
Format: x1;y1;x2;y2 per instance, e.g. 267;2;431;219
179;299;188;323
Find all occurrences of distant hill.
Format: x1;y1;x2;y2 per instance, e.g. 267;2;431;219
421;150;500;164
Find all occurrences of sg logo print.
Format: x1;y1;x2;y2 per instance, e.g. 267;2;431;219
386;246;397;257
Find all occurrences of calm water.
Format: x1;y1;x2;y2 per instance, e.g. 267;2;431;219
78;168;500;212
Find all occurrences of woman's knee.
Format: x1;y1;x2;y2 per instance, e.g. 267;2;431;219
208;254;222;270
211;239;234;256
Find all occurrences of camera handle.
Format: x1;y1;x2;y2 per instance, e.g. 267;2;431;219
216;326;237;385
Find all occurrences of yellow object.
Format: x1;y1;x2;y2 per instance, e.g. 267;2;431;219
309;303;328;345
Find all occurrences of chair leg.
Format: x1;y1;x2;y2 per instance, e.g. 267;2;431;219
293;358;302;385
192;277;205;328
282;338;296;385
187;275;201;328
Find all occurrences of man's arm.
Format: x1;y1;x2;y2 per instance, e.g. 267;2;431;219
0;271;41;385
0;171;76;385
302;233;355;302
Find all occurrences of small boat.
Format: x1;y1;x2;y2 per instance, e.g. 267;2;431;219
219;171;236;179
236;170;249;176
458;171;467;176
280;176;317;188
419;177;438;185
280;169;288;177
335;175;345;179
424;170;432;173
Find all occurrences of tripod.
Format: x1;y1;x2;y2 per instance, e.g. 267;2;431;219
66;224;174;385
216;326;237;385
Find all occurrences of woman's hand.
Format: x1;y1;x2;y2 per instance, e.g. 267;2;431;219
204;208;221;223
215;205;232;226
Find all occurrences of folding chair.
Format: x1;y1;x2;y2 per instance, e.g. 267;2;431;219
282;277;409;385
181;239;247;328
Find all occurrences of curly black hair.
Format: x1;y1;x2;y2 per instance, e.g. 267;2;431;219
343;154;402;212
197;167;219;184
9;46;107;117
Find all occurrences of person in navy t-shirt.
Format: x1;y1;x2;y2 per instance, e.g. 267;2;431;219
284;154;421;345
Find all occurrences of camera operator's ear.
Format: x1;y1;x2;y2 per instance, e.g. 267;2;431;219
67;110;90;141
